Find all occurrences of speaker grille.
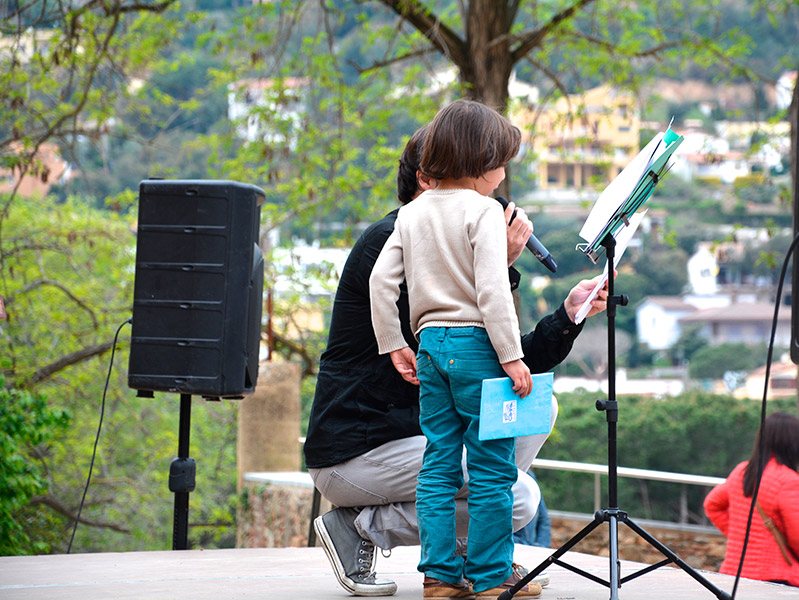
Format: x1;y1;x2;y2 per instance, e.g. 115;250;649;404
128;180;265;398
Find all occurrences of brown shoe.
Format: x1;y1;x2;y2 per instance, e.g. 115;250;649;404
474;563;542;599
423;576;476;600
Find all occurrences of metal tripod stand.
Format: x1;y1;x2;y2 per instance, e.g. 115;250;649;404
499;233;730;600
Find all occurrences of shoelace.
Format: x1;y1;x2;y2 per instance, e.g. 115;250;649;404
512;563;528;578
357;538;376;579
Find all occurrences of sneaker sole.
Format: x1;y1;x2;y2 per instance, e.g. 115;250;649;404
532;572;549;588
313;516;398;597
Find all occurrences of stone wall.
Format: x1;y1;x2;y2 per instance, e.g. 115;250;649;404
550;516;727;572
237;480;330;548
237;487;728;572
237;361;302;491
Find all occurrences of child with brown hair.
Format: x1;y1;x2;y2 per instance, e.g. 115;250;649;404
370;99;541;599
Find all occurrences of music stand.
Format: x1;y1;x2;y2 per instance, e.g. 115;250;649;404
499;233;730;600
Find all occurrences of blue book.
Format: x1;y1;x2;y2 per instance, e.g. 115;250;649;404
478;373;554;441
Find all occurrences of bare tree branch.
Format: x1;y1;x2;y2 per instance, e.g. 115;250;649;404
25;341;114;387
347;46;437;74
379;0;469;69
524;56;573;111
8;278;99;329
564;31;684;59
30;494;131;533
510;0;599;63
271;331;316;379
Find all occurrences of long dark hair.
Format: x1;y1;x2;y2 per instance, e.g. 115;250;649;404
742;411;799;497
397;126;428;205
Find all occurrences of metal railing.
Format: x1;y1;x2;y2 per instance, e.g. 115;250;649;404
298;437;724;525
532;458;725;527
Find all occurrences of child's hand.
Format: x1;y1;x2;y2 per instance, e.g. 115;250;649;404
390;347;419;385
501;359;532;397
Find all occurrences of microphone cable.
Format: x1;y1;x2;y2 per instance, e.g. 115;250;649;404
729;231;799;599
66;317;132;554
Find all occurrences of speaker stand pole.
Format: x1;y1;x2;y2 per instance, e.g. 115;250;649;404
498;233;730;600
170;393;196;550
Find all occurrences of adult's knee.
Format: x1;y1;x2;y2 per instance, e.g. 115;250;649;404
511;470;541;532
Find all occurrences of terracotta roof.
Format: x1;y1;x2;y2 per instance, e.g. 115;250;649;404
639;296;696;311
746;360;797;377
678;302;790;323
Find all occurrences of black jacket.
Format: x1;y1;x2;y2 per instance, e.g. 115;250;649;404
303;209;583;469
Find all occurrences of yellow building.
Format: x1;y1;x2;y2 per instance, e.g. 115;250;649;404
733;359;798;400
513;85;640;189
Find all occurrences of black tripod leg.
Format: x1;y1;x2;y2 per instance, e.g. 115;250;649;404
622;517;731;600
498;512;607;600
609;513;620;600
499;231;731;600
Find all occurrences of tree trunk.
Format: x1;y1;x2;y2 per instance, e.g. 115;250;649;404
461;2;515;199
461;2;513;111
380;0;518;197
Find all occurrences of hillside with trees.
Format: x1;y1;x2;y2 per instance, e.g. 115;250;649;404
1;0;797;554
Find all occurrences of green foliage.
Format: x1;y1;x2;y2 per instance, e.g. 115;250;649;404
688;343;767;379
1;195;243;554
695;175;723;187
0;377;70;555
733;180;777;204
670;324;710;363
538;391;797;521
193;3;439;245
733;174;768;188
628;243;689;296
1;195;134;385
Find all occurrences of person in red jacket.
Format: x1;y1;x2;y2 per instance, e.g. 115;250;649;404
704;411;799;587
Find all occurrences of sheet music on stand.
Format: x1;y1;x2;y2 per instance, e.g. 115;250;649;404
574;210;646;324
577;125;684;264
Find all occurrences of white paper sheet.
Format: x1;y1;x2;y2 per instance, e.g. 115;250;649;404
578;132;663;244
574;210;647;324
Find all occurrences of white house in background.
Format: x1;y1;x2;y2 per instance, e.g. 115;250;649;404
715;120;791;174
776;71;797;111
636;296;698;350
270;240;351;300
553;369;684;397
227;77;308;143
678;302;792;347
670;128;750;183
686;243;718;295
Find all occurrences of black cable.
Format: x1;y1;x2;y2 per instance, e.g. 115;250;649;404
66;317;132;554
729;231;799;599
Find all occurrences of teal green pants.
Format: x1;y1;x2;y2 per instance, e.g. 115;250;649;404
416;326;517;593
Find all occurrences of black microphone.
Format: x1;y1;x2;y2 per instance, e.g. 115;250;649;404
495;196;557;273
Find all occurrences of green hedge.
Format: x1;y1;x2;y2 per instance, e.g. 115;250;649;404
536;391;797;523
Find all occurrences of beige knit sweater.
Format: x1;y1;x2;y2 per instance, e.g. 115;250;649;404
369;188;524;365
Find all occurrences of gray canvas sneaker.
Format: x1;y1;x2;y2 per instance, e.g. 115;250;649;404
314;507;398;596
512;563;550;588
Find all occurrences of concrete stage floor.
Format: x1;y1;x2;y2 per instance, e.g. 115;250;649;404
1;544;798;600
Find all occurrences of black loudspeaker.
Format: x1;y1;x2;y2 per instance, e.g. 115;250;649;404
128;179;265;399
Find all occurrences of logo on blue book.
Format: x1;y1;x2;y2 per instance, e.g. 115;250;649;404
503;400;517;424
